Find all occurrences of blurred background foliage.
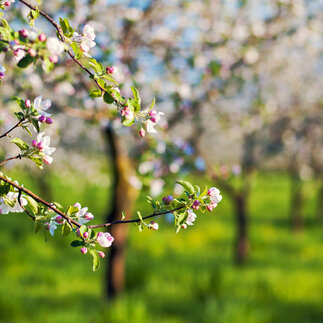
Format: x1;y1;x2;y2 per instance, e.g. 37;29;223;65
0;0;323;322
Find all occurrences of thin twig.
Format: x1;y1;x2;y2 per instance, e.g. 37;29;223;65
0;119;25;139
18;189;35;220
0;154;22;167
88;206;185;228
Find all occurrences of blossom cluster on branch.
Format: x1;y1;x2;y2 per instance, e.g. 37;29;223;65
0;0;222;270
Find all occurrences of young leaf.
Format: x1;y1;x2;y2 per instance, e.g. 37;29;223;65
70;240;84;247
103;92;115;104
176;180;195;195
90;250;100;271
17;55;34;69
11;138;29;150
24;195;38;214
62;222;72;237
131;86;141;105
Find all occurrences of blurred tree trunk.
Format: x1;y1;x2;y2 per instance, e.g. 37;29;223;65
233;191;249;264
289;173;303;231
103;125;139;299
317;180;323;221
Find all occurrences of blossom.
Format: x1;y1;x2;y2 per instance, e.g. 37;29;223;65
186;209;197;226
80;247;88;254
34;132;56;165
145;111;164;134
149;221;159;231
73;24;96;56
47;37;65;56
106;66;117;74
38;33;46;42
13;48;25;62
4;0;15;7
207;187;222;204
0;64;6;79
97;232;114;248
192;200;200;210
73;203;94;224
0;191;27;214
139;127;145;138
34;96;52;117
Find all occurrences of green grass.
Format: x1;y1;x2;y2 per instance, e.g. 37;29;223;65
0;171;322;323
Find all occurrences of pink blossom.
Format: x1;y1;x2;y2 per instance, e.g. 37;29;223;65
98;251;105;258
80;247;88;254
139;127;145;138
83;232;89;239
186;209;197;226
207;187;222;204
150;221;159;231
25;99;31;108
28;48;37;57
97;232;114;248
38;33;47;42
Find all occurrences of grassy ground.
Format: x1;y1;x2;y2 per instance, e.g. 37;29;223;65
0;171;322;323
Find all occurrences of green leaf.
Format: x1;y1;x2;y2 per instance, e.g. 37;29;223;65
62;222;72;237
17;55;34;69
67;206;79;215
0;183;10;196
11;138;29;151
131;86;141;105
31;118;40;133
128;98;140;113
34;220;41;233
103;92;115;104
194;185;201;196
59;17;68;34
70;240;83;247
148;98;156;111
176;180;195;195
121;211;126;220
199;186;209;198
90;250;100;271
24;195;38;214
89;89;102;98
110;89;124;102
137;211;143;222
101;74;119;85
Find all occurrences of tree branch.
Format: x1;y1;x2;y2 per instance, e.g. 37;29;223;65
18;189;35;220
0;173;186;230
17;0;119;105
0;119;25;139
0;154;22;167
88;206;185;228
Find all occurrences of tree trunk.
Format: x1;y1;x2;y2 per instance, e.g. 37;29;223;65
234;193;249;264
103;125;139;299
290;174;303;231
317;180;323;221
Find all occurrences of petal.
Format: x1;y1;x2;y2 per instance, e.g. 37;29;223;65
41;99;51;110
34;96;42;109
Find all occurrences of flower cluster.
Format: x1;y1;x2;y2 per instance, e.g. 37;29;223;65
139;110;165;137
73;202;94;224
31;133;56;165
72;25;96;56
0;188;27;214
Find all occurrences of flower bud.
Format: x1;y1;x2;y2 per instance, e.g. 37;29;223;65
0;72;5;79
207;204;213;212
181;223;187;229
83;232;89;239
43;156;53;165
148;110;158;123
150;221;159;231
55;216;64;223
13;49;21;57
98;251;105;258
38;115;46;122
80;247;88;254
139;127;145;138
45;117;53;124
32;140;38;148
28;48;37;57
19;29;28;38
73;202;81;209
84;212;94;221
166;195;174;204
38;33;47;42
37;142;44;150
4;1;11;7
25;99;31;108
106;66;116;74
192;200;200;210
49;55;58;64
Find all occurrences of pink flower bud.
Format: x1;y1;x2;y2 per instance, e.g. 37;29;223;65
106;66;116;74
80;247;88;254
25;99;31;108
139;128;145;138
0;72;5;79
55;216;64;223
13;49;21;57
4;1;11;7
49;55;58;64
45;117;53;124
84;212;94;221
148;111;158;123
73;202;81;209
181;223;187;229
43;156;53;165
37;142;44;150
19;29;28;38
150;221;159;231
28;48;37;57
192;200;200;210
83;232;89;239
32;140;38;148
38;33;47;42
38;115;46;122
207;204;213;212
98;251;105;258
13;39;19;45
